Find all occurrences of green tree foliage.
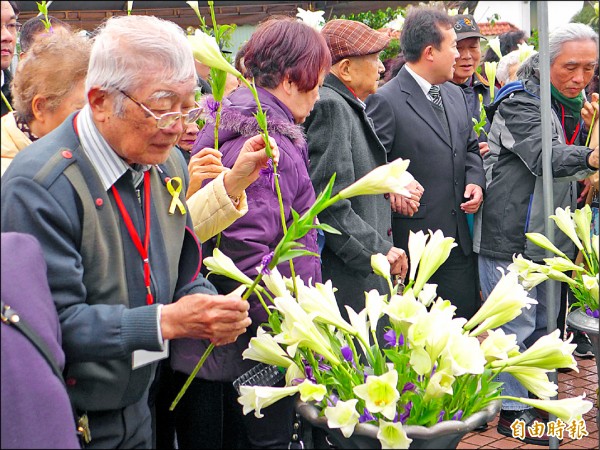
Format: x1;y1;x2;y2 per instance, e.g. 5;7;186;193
334;7;405;63
569;1;599;33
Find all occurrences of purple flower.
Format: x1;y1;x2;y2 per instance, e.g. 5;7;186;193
383;329;404;347
452;410;463;421
327;393;339;407
401;382;416;394
341;346;353;362
205;98;220;119
304;364;316;383
585;307;600;319
430;363;437;377
359;408;375;423
437;410;446;423
260;252;274;275
399;401;412;424
259;159;279;193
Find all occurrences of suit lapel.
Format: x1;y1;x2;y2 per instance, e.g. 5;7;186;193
440;82;460;149
399;69;452;148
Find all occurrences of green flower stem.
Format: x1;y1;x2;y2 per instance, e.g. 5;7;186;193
1;92;13;112
585;108;596;148
169;341;215;410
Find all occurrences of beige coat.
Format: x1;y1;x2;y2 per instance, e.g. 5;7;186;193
1;112;31;176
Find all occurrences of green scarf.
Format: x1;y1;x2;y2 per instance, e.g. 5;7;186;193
550;84;584;120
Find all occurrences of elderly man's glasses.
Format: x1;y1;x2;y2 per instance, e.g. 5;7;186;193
119;90;202;129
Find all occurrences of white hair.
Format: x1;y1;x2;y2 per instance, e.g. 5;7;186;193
496;49;537;85
85;15;196;114
549;23;598;65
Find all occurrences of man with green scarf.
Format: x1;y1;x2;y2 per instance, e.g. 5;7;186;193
473;23;598;446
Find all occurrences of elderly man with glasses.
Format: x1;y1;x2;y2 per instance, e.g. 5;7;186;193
1;14;277;449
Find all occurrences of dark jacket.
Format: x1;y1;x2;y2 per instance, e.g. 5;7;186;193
1;113;215;412
473;75;596;261
171;86;321;381
1;69;13;117
1;232;80;449
365;66;485;256
303;73;393;316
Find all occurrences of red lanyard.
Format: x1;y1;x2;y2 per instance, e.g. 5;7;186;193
111;171;154;305
560;104;581;145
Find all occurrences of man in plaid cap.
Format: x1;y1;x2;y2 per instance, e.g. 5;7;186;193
304;19;420;326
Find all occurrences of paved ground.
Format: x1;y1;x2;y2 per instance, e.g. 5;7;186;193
458;356;598;449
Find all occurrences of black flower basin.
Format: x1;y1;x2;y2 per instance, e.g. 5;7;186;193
296;398;502;449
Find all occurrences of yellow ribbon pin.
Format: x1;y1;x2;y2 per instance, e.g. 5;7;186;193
166;176;186;215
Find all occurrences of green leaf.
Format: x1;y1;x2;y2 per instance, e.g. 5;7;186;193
314;223;341;235
278;250;320;263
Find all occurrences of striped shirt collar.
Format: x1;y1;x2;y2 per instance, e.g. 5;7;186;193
76;105;150;191
405;64;435;100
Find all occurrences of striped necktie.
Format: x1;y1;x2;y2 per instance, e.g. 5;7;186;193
428;85;444;110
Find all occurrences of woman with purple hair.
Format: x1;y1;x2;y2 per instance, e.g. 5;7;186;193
170;16;331;448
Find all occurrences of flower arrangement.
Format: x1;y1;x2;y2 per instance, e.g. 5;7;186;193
509;205;599;319
201;227;592;449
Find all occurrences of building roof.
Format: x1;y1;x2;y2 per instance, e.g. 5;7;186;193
16;1;412;31
477;21;521;36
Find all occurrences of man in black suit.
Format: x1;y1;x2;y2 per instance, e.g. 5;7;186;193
1;1;19;117
365;6;485;320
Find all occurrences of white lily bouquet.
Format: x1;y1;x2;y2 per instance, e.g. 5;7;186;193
509;205;599;319
204;223;592;449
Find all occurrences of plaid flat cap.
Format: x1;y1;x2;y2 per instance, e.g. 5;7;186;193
322;19;391;65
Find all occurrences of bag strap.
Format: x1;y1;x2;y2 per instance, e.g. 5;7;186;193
288;412;305;449
1;300;91;445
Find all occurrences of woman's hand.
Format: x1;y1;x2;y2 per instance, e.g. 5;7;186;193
186;148;226;199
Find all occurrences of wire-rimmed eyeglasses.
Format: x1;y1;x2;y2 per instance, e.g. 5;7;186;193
119;90;202;129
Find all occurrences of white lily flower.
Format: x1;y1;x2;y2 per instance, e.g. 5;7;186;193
383;15;405;32
417;283;438;307
345;305;370;354
324;399;360;438
186;0;201;20
517;42;537;62
204;248;254;285
297;281;355;333
242;327;294;368
487;36;502;59
447;8;459;16
480;329;520;362
127;1;134;15
238;385;299;418
492;330;577;372
409;345;433;376
500;366;558;399
525;232;568;258
484;61;497;100
500;394;593;423
408;230;427;281
551;206;583;251
285;362;305;386
339;158;413;200
353;366;399;420
262;266;291;298
465;269;536;335
573;205;592;254
384;290;427;334
297;379;327;402
542;256;583;273
273;296;341;365
365;289;387;332
442;333;486;376
412;230;457;296
188;29;241;78
582;274;599;301
377;419;412;449
296;7;325;30
371;253;391;279
423;369;455;401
